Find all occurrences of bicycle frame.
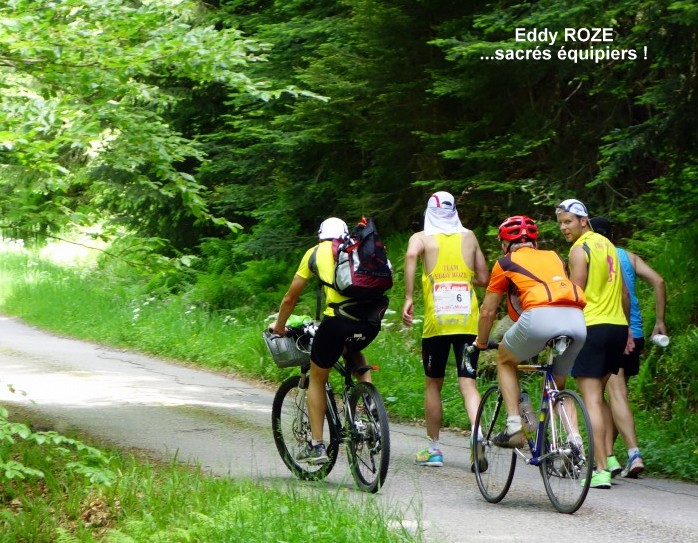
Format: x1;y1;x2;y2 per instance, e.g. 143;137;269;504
315;360;356;444
513;360;561;466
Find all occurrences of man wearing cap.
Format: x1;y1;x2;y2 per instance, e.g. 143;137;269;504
590;217;667;479
556;199;633;489
270;217;380;465
403;192;489;468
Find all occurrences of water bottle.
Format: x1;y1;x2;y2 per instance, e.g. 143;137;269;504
519;392;536;435
651;334;670;348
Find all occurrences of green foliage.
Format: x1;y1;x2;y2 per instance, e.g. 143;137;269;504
626;223;698;331
427;0;698;235
2;0;697;261
0;0;265;237
634;329;698;416
635;417;698;482
190;236;299;313
0;434;419;543
103;481;415;543
0;406;114;486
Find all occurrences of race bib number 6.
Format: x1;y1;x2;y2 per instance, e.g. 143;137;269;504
433;282;471;315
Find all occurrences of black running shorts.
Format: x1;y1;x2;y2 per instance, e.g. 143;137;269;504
571;324;627;378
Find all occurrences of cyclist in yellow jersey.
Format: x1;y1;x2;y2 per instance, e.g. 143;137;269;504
403;191;489;468
270;217;381;465
556;198;633;489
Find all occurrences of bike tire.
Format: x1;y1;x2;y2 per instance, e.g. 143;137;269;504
271;375;339;480
346;382;390;493
473;385;516;503
540;389;594;514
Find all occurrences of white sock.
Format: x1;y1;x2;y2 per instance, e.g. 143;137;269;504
428;437;440;451
506;415;522;434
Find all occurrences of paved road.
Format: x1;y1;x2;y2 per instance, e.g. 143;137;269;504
1;315;697;543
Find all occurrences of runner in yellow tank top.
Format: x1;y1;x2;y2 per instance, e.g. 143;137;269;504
403;192;489;468
422;233;479;337
571;230;626;326
557;198;632;489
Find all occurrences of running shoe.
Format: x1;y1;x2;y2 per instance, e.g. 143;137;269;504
607;455;622;478
491;428;525;449
621;452;645;478
582;469;612;489
415;447;444;467
296;442;329;465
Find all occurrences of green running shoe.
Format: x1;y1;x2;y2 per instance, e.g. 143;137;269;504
607;455;622;478
582;469;612;489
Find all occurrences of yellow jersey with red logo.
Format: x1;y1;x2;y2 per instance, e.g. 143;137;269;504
422;233;478;337
570;231;626;326
487;247;586;321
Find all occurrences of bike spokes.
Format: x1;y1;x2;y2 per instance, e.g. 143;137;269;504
271;376;338;480
346;383;390;493
540;390;594;514
473;385;516;503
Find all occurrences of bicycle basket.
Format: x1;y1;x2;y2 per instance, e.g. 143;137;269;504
263;329;311;368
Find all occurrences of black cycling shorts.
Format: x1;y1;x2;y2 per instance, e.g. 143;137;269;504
310;316;380;369
421;334;477;379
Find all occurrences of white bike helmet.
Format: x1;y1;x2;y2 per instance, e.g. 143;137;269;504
317;217;348;240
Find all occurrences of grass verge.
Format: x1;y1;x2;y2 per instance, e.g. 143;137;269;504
1;407;419;543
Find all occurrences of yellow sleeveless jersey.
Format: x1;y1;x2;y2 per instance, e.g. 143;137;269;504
571;231;627;326
422;233;478;337
296;241;348;317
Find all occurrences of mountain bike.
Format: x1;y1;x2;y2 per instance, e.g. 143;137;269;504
264;321;390;493
472;335;594;514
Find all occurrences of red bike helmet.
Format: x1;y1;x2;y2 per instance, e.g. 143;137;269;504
498;215;538;242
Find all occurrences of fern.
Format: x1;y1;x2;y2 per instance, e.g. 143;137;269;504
104;530;138;543
55;528;80;543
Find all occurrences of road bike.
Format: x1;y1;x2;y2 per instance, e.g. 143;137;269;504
472;335;594;514
264;321;390;493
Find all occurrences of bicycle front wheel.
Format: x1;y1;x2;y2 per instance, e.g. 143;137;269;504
540;389;594;514
346;382;390;493
473;385;516;503
271;375;339;480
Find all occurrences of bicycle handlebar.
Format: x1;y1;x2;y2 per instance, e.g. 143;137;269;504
467;339;500;352
267;321;319;340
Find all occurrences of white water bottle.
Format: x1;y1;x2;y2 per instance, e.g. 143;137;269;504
651;334;670;348
518;392;536;434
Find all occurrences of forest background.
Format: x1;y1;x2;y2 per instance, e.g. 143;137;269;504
0;0;697;493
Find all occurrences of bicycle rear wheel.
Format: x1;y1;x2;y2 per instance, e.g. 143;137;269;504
346;382;390;493
540;389;594;514
473;385;516;503
271;375;339;480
